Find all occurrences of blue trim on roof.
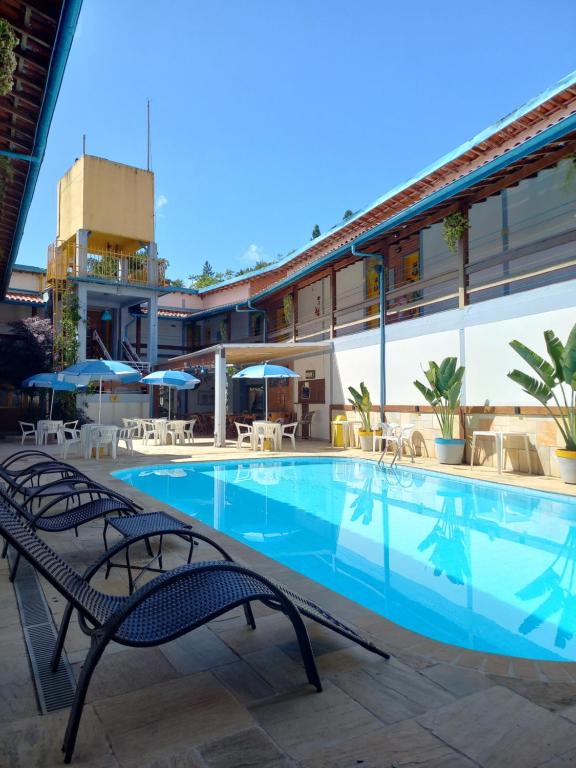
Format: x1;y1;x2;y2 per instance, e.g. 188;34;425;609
160;285;199;296
0;0;83;297
13;263;46;274
197;69;576;296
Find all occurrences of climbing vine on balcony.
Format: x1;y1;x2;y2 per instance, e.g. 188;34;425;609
0;19;18;96
442;212;470;253
283;293;294;325
53;288;81;368
0;156;14;202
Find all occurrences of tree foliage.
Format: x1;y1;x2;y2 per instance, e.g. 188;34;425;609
343;209;353;220
0;316;53;387
311;224;321;239
188;258;276;289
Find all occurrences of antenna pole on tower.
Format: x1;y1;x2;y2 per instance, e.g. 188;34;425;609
82;134;86;155
146;99;151;171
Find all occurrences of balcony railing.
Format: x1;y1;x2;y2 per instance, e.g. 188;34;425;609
47;241;167;288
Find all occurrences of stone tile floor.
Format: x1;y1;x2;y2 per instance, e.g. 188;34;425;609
0;436;576;767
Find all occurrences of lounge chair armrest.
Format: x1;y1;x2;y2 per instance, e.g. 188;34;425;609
81;527;234;582
30;485;141;522
102;561;302;638
1;450;54;470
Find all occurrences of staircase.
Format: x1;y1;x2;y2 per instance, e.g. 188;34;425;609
91;329;112;359
121;337;150;374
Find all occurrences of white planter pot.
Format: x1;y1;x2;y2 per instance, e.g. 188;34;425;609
435;438;465;465
557;450;576;484
359;433;374;451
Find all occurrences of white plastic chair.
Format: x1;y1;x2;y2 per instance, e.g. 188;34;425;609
63;420;78;433
60;428;81;459
166;421;186;446
91;426;118;460
183;419;197;445
372;422;400;452
117;426;136;455
235;422;253;449
18;422;37;445
281;422;299;450
383;424;415;463
142;420;163;446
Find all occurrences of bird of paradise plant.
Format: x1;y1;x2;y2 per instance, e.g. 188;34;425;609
508;323;576;451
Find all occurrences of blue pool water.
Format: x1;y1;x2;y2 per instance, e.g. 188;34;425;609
113;457;576;661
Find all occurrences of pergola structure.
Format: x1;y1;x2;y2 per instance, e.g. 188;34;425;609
0;0;82;296
164;342;333;446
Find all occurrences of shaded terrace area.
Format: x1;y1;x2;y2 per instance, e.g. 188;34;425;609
160;342;333;446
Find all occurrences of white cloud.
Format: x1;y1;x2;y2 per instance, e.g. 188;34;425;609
240;243;266;265
155;194;168;211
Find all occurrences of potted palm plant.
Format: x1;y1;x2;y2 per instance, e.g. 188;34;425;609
347;383;377;451
413;358;465;464
508;323;576;484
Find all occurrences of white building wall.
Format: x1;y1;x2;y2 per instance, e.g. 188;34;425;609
331;278;576;408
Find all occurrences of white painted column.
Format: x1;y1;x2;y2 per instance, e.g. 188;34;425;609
76;229;89;276
147;241;159;285
214;347;227;447
77;282;88;361
148;293;158;365
119;306;130;359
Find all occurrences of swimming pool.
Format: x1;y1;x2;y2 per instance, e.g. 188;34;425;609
114;457;576;662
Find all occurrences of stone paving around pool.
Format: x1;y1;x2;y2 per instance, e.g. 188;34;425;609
1;436;576;767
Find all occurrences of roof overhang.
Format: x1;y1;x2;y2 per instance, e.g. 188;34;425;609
0;0;82;297
161;342;332;369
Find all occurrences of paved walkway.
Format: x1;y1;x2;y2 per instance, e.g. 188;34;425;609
1;437;576;767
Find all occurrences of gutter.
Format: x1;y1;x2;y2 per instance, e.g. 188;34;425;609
235;299;268;342
351;245;386;416
0;0;83;297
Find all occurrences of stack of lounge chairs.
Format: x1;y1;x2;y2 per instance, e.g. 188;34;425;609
0;449;389;764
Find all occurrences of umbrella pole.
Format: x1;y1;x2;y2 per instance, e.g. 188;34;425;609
98;377;102;424
49;389;54;420
265;379;268;420
168;387;171;420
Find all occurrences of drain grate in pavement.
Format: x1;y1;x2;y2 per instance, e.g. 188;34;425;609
9;554;76;714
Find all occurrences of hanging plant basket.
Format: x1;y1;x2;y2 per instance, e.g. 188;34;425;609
0;19;18;97
442;212;470;253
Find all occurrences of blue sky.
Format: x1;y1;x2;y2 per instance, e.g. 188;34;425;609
17;0;576;282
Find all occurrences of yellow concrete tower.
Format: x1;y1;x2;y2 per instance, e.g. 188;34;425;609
47;155;163;367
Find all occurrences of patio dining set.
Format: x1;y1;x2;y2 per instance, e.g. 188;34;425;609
17;417;197;460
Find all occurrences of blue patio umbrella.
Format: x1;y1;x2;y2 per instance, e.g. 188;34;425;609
232;363;299;419
59;359;141;424
140;369;200;419
22;372;84;419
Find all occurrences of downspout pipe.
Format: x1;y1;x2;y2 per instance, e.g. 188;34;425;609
351;244;386;420
0;0;83;297
235;299;268;342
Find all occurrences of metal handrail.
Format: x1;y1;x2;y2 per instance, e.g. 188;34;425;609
92;330;112;360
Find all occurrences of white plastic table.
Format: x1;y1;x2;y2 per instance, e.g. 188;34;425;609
80;424;119;459
252;421;282;451
470;430;532;474
36;420;63;446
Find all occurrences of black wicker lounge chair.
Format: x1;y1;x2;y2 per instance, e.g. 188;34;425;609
0;449;62;482
99;518;391;661
0;498;322;763
0;484;141;580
